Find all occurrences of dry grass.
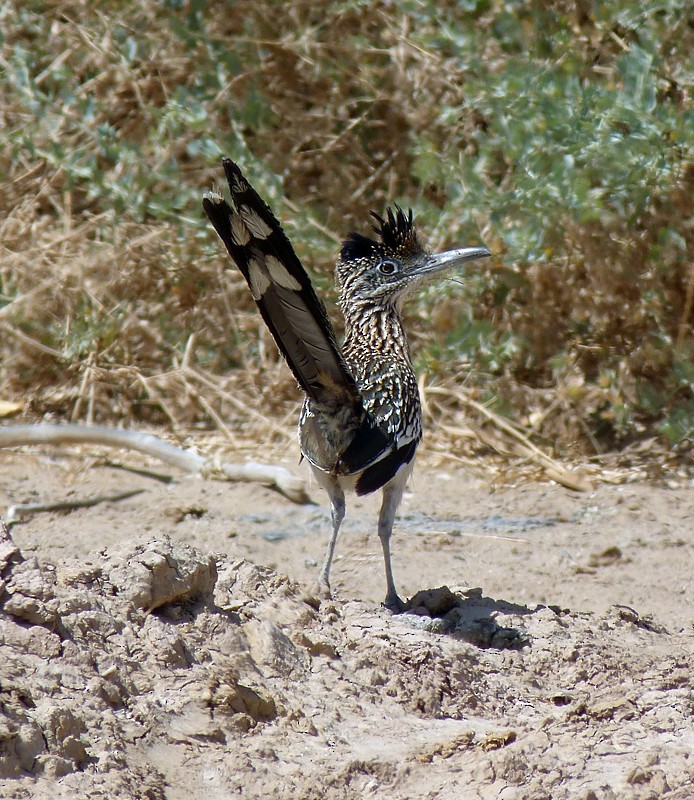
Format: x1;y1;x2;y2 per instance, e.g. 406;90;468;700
1;0;692;470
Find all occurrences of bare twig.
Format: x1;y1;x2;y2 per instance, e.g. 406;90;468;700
182;376;238;445
424;385;592;492
183;366;292;440
0;322;65;359
282;197;342;243
134;372;185;431
0;424;311;504
7;488;145;526
0;276;59;321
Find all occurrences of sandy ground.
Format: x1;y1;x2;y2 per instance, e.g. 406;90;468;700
0;443;692;799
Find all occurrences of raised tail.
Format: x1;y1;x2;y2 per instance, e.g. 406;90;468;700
203;159;411;485
203;158;359;412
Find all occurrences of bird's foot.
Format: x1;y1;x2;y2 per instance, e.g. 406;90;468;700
382;592;407;614
315;577;332;599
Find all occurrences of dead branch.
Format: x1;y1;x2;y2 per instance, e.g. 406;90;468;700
6;489;145;526
0;424;311;504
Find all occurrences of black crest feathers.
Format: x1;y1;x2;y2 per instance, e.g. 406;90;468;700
341;205;421;262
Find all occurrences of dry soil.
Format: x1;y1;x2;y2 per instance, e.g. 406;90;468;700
0;446;692;799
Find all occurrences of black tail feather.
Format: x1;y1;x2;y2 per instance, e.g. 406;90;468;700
203;159;359;411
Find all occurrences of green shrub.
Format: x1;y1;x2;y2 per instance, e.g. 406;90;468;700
1;0;691;449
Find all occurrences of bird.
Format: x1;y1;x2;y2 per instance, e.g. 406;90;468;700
203;158;491;610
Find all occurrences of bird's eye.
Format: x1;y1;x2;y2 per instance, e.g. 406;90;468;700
378;259;398;275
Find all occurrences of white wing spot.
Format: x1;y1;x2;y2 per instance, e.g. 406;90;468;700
265;255;302;291
247;258;270;300
203;189;224;204
231;174;247;193
231;215;251;246
240;205;273;239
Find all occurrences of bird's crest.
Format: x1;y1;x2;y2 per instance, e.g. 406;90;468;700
341;205;422;262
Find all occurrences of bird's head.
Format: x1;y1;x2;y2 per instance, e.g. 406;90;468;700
336;206;491;310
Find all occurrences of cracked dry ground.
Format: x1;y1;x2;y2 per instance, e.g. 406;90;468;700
0;453;692;799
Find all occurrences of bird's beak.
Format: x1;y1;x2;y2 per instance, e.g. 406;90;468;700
419;246;492;277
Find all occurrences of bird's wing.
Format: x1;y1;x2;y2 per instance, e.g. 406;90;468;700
203;158;359;411
348;364;422;495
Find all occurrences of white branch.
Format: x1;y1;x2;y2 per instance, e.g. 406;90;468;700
0;424;311;504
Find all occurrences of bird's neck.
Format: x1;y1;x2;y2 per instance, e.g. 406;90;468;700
340;299;413;364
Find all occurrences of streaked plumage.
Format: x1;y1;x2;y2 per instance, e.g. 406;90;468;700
204;158;491;609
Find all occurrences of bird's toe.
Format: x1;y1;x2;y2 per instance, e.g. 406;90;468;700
383;593;407;614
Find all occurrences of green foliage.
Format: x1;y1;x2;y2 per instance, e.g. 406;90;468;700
407;0;693;445
0;0;692;447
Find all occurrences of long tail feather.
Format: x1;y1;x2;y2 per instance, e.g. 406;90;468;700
204;158;394;483
203;159;359;411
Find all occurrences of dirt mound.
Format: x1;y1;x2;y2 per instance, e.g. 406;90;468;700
1;519;691;799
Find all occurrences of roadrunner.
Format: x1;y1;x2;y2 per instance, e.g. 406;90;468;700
203;158;491;610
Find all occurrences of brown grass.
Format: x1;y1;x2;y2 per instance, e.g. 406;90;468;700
1;0;692;473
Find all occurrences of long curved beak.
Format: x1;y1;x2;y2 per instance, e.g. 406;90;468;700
419;245;492;277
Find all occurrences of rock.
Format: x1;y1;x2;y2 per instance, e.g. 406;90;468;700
1;556;59;626
244;618;309;678
406;585;460;616
100;534;217;610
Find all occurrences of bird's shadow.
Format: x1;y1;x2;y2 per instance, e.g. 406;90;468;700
397;585;547;650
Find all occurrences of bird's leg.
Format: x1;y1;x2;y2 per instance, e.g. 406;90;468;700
377;476;408;612
317;481;345;597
